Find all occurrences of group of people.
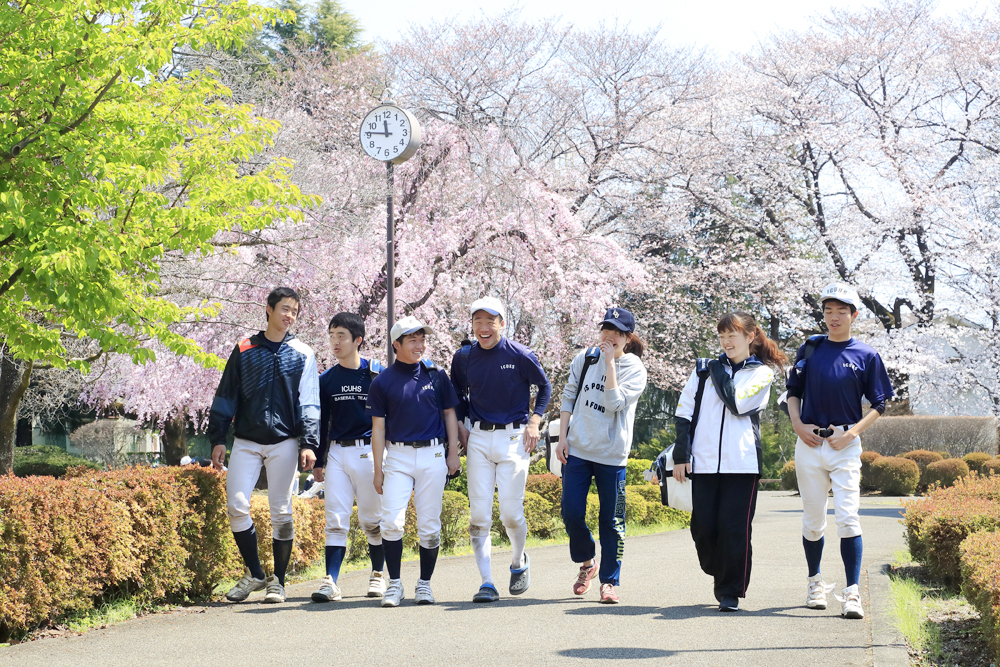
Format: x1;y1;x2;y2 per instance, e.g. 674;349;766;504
205;281;892;620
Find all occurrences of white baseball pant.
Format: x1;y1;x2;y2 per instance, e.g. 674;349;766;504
324;442;383;547
226;437;299;540
467;425;530;538
379;442;447;548
795;427;863;541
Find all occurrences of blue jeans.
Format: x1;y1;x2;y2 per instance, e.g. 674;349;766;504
560;455;627;585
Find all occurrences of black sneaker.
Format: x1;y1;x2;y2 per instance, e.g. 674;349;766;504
719;595;740;612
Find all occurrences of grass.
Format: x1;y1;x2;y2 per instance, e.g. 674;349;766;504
63;594;171;634
889;575;936;656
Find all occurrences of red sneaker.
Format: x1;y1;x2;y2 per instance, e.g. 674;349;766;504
600;583;619;604
573;562;598;595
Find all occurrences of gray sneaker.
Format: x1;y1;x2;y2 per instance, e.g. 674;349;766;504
263;575;286;604
382;579;404;607
414;579;435;605
311;575;342;602
225;570;266;602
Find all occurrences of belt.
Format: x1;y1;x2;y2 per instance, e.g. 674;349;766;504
336;438;371;447
389;438;441;448
473;421;525;431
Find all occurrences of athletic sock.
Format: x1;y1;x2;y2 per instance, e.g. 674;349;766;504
509;522;528;570
325;545;347;582
841;535;863;588
369;543;385;572
272;539;293;587
232;526;265;580
419;545;440;581
471;535;493;586
384;539;404;580
803;536;824;578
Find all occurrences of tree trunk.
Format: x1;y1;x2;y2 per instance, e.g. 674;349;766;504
161;414;188;465
0;349;33;475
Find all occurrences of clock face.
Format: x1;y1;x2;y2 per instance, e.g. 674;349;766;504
360;105;415;162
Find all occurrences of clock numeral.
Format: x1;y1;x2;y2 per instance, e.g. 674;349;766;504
384;149;390;157
399;139;404;146
365;133;371;139
370;141;375;148
393;146;398;154
369;122;377;130
402;129;408;137
399;119;407;126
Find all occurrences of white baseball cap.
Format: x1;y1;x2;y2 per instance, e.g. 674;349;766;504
390;315;434;342
469;296;506;322
180;455;193;466
820;283;862;310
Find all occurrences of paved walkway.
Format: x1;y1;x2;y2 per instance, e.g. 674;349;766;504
1;491;909;667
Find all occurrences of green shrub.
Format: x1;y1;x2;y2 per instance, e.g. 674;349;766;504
960;531;1000;661
873;457;920;496
528;457;548;475
626;484;661;504
439;490;472;551
983;459;1000;476
902;450;944;488
963;452;994;475
445;457;469;496
780;460;797;491
522;492;557;538
12;445;101;478
860;450;882;490
904;474;1000;583
934;451;952;460
625;459;654;486
925;459;970;489
525;473;562;511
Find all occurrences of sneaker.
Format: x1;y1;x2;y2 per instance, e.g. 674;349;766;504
509;552;530;596
718;595;740;612
837;584;865;619
225;570;266;602
367;571;386;598
263;575;285;604
599;583;619;604
414;579;435;605
806;574;835;610
573;561;598;596
382;579;404;607
311;575;342;602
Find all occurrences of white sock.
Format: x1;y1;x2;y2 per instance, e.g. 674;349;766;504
510;522;528;570
471;535;493;586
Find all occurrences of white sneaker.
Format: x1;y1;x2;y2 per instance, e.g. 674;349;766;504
382;579;404;607
414;578;435;605
367;571;386;598
225;570;266;602
806;574;835;609
311;575;342;602
263;575;286;604
837;584;865;619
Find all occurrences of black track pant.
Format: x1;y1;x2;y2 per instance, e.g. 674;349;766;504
690;473;760;599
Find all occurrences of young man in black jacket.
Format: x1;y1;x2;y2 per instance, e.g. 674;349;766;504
209;287;321;604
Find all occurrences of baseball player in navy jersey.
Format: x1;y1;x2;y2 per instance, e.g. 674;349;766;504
450;297;551;603
786;283;894;619
367;316;462;607
209;287;321;605
310;312;386;603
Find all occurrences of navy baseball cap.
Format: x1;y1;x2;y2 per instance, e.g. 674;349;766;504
599;307;635;333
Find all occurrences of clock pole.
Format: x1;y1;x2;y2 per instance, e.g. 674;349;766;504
386;159;395;365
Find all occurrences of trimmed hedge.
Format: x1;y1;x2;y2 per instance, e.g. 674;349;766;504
873;457;919;496
0;467;324;641
983;459;1000;476
860;450;882;490
904;474;1000;583
924;459;970;489
902;450;944;488
525;473;562;511
625;459;655;486
961;531;1000;661
963;452;994;475
780;460;797;491
12;445;101;478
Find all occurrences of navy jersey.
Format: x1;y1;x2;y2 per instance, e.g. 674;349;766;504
314;359;377;468
366;360;460;442
786;337;894;427
450;337;552;425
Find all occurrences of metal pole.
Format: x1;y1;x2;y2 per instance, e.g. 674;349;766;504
386;160;395;365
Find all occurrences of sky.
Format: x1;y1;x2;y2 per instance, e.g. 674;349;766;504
348;0;988;55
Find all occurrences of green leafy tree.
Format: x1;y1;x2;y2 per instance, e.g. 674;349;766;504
0;0;320;473
310;0;363;51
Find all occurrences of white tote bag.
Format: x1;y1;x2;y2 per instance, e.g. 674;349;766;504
659;443;694;513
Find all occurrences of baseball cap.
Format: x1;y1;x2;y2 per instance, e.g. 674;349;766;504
390;315;434;343
820;283;862;311
599;307;636;333
469;296;506;322
180;455;192;466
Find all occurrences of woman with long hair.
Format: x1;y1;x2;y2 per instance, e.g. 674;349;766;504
671;312;787;612
556;307;648;604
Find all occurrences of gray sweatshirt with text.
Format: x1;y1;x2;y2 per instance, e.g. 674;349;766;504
560;350;648;467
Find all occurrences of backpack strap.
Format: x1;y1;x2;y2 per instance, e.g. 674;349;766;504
689;358;712;438
367;358;385;379
571;347;602;414
456;338;473;413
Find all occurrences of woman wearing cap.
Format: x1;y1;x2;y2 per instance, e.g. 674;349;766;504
555;307;648;604
671;312;787;612
785;283;893;620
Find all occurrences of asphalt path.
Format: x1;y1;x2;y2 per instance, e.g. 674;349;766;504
1;491;909;667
